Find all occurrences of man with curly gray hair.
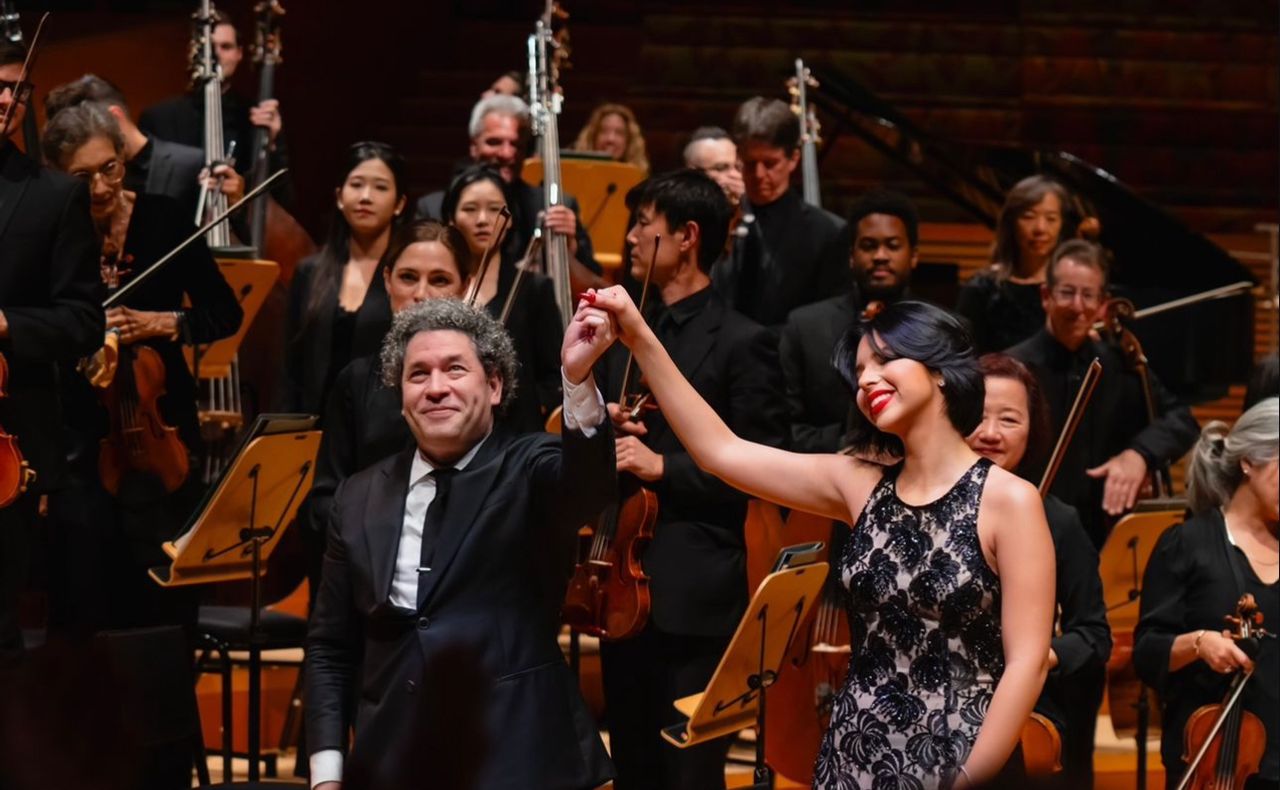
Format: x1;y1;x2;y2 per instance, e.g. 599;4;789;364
307;298;619;789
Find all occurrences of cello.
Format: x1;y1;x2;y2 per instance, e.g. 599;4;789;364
1175;594;1270;790
561;238;660;640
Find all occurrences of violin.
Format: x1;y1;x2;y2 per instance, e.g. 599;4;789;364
1176;594;1270;790
0;352;36;508
97;339;190;497
561;236;660;640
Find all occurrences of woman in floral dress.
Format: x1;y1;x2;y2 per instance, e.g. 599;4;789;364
586;287;1054;789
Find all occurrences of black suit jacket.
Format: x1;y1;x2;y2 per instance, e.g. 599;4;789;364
0;143;103;493
599;289;788;636
711;189;849;327
779;292;857;453
306;426;617;789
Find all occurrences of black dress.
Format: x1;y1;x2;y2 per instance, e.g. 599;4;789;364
1134;509;1279;788
954;271;1044;353
483;254;564;435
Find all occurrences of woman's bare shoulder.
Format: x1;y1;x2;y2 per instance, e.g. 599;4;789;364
982;463;1043;515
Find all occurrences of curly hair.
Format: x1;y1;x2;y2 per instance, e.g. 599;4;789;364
572;102;649;172
833;301;983;458
379;299;519;414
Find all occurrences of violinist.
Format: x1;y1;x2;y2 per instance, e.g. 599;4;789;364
441;164;563;434
571;102;650;173
308;220;469;560
40;103;242;634
779;189;921;453
0;41;103;655
595;170;787;790
955;175;1081;353
1009;239;1198;547
415;94;603;285
709;96;849;328
1134;397;1278;789
968;353;1111;788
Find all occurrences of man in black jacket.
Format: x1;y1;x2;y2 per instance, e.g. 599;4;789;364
710;97;848;327
1009;239;1199;547
597;171;788;789
0;42;104;655
780;189;921;453
306;298;617;790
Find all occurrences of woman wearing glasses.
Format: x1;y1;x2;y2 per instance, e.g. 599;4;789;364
40;102;242;634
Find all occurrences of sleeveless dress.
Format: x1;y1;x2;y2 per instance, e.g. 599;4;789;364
813;458;1004;790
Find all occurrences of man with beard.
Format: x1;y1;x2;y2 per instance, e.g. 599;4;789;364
779;189;920;453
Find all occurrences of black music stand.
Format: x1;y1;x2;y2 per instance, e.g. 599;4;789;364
661;552;827;789
151;413;319;781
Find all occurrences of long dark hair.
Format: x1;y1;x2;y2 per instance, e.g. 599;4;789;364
989;175;1080;279
440;164;523;268
834;301;984;458
304;141;409;327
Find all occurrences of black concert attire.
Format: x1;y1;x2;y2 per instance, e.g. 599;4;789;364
305;393;617;790
1008;328;1199;547
417;178;601;275
710;189;849;328
137;91;293;207
596;286;789;790
1035;494;1112;788
47;194;242;636
954;270;1045;353
0;141;103;654
123;137;204;225
482;253;564;434
1134;509;1279;789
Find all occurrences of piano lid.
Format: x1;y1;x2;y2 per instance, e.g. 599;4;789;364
810;64;1258;401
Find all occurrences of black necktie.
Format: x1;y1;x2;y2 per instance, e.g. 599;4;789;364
417;468;456;602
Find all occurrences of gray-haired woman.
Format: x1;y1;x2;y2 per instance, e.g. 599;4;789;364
1135;397;1278;789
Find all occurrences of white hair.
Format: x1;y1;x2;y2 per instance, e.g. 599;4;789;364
1186;397;1279;513
468;94;530;140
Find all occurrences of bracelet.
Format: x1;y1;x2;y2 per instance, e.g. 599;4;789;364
1193;629;1207;657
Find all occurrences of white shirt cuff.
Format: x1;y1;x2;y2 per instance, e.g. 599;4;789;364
561;367;606;437
310;749;343;788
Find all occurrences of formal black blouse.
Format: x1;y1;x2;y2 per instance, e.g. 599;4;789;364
954;271;1044;353
484;253;563;435
1135;509;1279;784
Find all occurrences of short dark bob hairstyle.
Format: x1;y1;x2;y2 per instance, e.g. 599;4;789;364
834;301;984;457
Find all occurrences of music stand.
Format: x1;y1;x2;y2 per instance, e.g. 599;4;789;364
522;156;646;271
1099;499;1185;790
184;258;280;380
661;555;828;790
151;413;319;781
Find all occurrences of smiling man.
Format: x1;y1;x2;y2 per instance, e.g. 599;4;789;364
305;298;617;790
779;189;921;453
1009;239;1198;547
710;96;849;328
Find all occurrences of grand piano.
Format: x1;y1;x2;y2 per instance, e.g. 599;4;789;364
809;64;1257;403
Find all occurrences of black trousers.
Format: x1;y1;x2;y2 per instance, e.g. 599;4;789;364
600;625;733;790
0;494;37;658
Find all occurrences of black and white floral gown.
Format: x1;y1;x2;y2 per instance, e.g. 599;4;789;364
813;458;1003;790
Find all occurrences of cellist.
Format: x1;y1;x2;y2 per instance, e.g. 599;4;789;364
1135;397;1278;789
595;170;787;790
1009;239;1199;547
0;39;102;656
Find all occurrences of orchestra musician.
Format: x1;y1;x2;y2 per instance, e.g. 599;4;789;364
480;70;523;100
682;126;745;207
968;353;1111;788
595;170;787;790
588;290;1056;788
779;189;922;453
308;219;470;553
0;41;103;657
571;102;650;173
441;164;564;434
414;94;603;286
956;175;1081;353
1134;397;1278;790
40;102;242;634
1009;239;1198;547
305;298;618;790
710;96;849;328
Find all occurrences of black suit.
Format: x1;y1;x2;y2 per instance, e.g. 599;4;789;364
597;287;788;789
779;292;858;453
124;137;203;223
306;426;617;789
711;189;849;327
416;178;601;274
1009;328;1199;546
0;142;103;652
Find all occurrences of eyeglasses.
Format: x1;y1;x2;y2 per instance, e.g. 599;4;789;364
69;158;125;186
1049;286;1102;308
0;79;34;104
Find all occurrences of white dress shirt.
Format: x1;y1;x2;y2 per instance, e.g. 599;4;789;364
310;370;605;788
